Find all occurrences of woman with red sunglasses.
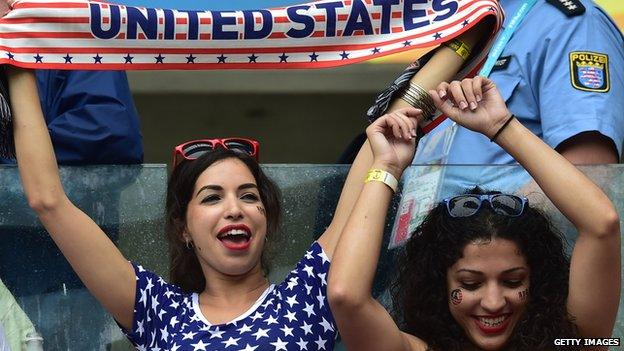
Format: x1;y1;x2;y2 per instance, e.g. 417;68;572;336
7;23;489;349
328;76;621;350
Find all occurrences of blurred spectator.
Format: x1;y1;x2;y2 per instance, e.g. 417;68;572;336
1;70;142;164
1;279;36;351
0;324;8;351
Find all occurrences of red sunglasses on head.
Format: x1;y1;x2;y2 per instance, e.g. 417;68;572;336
172;137;260;167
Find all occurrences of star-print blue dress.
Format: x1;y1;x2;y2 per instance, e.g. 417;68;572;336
122;242;336;351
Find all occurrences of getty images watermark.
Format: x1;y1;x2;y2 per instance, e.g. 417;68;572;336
554;338;620;347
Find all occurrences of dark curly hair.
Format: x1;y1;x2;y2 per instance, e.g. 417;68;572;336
165;148;282;293
390;187;579;350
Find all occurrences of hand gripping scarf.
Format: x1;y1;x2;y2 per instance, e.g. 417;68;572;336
0;0;502;156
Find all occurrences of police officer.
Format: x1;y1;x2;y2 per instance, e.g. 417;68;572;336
402;0;623;200
414;0;623;170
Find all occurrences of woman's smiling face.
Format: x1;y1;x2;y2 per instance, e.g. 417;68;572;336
184;157;268;277
447;238;530;350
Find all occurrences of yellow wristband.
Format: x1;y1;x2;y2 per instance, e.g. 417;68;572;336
365;169;398;192
443;38;471;61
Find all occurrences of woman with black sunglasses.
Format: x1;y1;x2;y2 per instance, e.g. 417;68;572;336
328;76;621;351
6;19;489;349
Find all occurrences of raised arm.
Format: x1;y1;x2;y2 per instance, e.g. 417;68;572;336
9;68;137;329
430;76;621;338
317;19;490;259
329;107;426;351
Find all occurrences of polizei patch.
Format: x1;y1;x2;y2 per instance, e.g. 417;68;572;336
569;51;610;92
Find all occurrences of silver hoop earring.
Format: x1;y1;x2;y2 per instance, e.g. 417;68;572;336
185;240;193;250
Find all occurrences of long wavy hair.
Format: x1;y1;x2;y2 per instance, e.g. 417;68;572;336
390;188;579;350
165;149;282;293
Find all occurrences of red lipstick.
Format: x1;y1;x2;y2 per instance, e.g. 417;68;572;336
473;314;511;335
217;224;252;251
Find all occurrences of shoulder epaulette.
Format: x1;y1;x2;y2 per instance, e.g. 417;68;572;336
545;0;586;17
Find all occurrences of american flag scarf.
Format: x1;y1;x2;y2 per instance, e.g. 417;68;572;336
0;0;501;69
0;0;502;156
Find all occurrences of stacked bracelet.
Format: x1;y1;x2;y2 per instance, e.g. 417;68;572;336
399;83;437;121
490;114;515;142
365;169;398;192
443;38;472;61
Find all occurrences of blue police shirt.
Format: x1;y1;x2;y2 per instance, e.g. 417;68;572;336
1;70;142;164
412;0;624;197
417;0;623;164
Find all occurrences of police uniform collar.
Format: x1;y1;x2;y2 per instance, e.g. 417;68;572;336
545;0;586;17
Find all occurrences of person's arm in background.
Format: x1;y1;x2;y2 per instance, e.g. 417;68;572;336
556;131;618;163
538;2;623;165
36;70;142;165
317;18;493;258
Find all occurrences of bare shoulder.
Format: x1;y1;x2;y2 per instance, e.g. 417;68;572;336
402;332;428;351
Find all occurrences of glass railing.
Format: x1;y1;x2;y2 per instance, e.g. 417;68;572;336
1;164;623;350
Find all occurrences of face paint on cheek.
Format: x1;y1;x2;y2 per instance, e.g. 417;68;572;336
450;289;463;305
257;205;266;217
519;289;528;300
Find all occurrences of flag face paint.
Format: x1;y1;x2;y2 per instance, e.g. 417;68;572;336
451;289;463;305
0;0;501;70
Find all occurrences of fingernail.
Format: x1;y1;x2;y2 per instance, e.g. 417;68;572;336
469;102;478;110
459;101;468;110
438;90;446;98
476;95;482;102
